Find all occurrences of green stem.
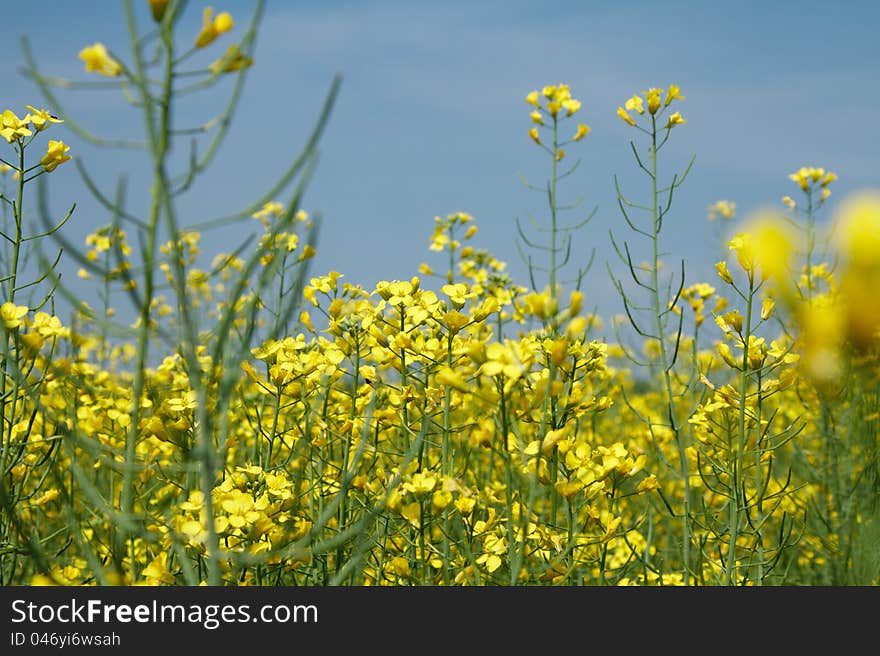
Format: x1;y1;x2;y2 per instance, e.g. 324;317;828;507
648;115;690;581
728;271;755;585
549;117;558;300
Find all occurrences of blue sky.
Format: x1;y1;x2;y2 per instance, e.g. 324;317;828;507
3;0;879;327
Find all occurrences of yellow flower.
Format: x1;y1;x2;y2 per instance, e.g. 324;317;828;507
209;44;253;75
542;85;557;99
78;43;122;77
529;110;544;125
645;88;663;114
572;123;590;141
528;127;541;144
617;106;636;127
436;365;469;391
788;166;834;194
820;171;837;187
708;200;736;222
665;111;686;128
1;110;33;143
142;553;175;585
480;342;530;389
41;140;72;172
441;283;470;308
25;106;63;132
403;470;437;496
525;90;540;107
1;302;29;330
833;191;880;268
636;475;660;493
195;7;234;48
554;84;571;102
561;98;581;116
555;148;565;161
625;95;644;115
715;260;733;284
731;212;795;280
665;84;685;106
798;297;845;383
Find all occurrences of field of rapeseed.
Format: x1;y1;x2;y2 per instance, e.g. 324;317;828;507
1;1;878;587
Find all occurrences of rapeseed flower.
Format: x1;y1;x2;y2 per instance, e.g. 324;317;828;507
1;110;32;143
78;43;122;76
41;140;71;172
195;7;234;48
1;302;29;330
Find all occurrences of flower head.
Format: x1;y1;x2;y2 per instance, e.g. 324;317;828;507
625;95;644;115
617;106;636;127
645;88;663;114
729;211;795;280
788;166;836;194
41;140;72;172
195;8;235;48
665;84;685;106
0;110;32;143
834;191;880;269
79;43;122;77
665;111;686;129
561;98;581;116
572;124;590;141
25;106;63;132
1;302;29;330
210;45;253;75
529;83;583;123
708;200;736;222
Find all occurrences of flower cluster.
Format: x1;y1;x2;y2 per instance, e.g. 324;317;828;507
617;84;685;129
525;83;590;159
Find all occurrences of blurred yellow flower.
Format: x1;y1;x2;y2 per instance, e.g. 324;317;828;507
195;7;234;48
1;302;29;330
404;471;437;496
572;123;590;141
715;260;733;284
730;212;794;281
665;111;686;128
210;44;253;75
645;88;662;114
708;200;736;222
617;106;636;127
78;43;122;76
665;84;685;106
833;191;880;269
561;98;581;116
625;95;644;115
